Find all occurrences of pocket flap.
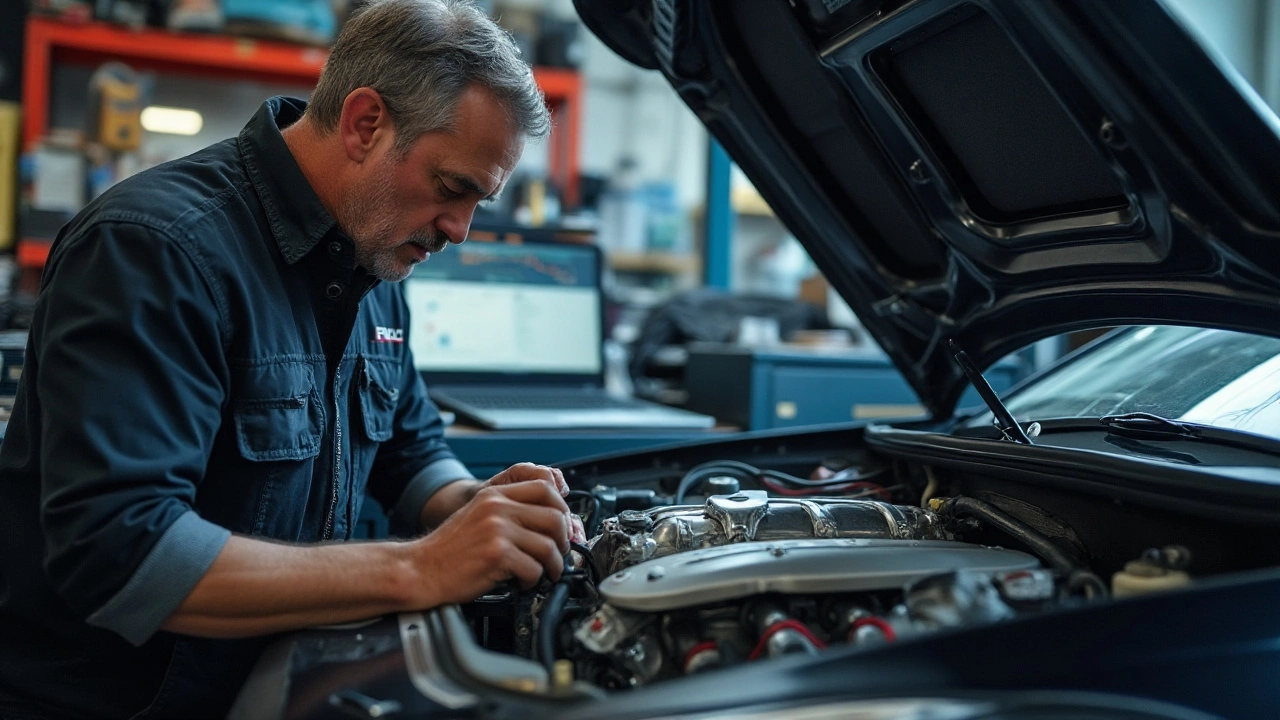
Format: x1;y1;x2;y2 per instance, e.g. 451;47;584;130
359;355;400;442
233;363;322;461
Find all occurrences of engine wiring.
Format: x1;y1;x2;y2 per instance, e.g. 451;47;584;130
566;490;604;538
570;541;600;585
759;479;902;498
673;459;894;504
920;466;940;508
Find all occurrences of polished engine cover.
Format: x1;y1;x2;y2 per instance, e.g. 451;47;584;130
589;491;946;577
598;538;1041;611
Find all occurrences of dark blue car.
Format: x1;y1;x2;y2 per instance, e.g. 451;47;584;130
231;2;1280;718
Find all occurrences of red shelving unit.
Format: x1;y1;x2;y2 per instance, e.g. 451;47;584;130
20;15;583;267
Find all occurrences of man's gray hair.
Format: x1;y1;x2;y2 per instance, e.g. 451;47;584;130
308;0;551;151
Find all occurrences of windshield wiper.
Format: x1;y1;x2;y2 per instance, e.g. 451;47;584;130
949;339;1033;445
1082;412;1280;458
1099;412;1200;439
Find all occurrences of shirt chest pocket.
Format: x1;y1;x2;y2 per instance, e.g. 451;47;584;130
357;355;400;442
233;363;324;461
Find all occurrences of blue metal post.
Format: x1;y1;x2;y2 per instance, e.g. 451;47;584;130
704;139;732;289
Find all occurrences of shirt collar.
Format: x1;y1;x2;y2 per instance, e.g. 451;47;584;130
238;97;337;265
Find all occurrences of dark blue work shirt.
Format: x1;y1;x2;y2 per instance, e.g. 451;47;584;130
0;97;472;719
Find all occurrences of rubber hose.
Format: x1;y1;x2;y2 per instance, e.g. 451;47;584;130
942;497;1077;573
538;581;572;672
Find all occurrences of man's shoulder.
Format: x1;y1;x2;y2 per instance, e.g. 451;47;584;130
78;138;254;240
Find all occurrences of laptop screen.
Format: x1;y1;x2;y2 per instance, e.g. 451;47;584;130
403;240;603;381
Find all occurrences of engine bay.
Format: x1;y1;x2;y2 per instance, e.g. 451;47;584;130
229;421;1280;720
457;441;1204;694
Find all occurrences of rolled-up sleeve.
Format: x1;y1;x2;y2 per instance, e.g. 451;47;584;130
366;300;473;536
35;220;230;645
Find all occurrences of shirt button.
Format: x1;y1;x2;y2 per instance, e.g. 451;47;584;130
328;241;343;255
325;281;344;299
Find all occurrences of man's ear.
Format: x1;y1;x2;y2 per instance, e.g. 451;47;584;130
337;88;393;163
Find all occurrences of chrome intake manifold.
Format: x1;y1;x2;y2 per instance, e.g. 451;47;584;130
588;491;947;577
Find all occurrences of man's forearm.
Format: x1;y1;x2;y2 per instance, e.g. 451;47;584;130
160;535;431;638
161;476;573;641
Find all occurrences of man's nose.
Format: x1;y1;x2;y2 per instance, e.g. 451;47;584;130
437;207;474;244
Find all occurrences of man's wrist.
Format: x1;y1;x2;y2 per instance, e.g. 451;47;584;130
418;478;483;531
383;539;436;611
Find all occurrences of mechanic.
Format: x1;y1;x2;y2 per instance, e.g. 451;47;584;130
0;1;581;718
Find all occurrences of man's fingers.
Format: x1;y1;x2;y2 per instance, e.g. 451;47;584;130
508;503;570;553
505;550;546;589
489;463;570;496
569;514;587;544
492;462;555;485
487;479;570;513
509;526;564;583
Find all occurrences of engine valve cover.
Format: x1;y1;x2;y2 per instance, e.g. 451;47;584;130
598;538;1040;612
590;491;946;576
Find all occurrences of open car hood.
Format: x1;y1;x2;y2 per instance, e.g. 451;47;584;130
574;0;1280;418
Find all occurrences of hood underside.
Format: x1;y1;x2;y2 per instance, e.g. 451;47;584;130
575;0;1280;417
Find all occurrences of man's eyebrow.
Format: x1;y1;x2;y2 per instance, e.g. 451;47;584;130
441;171;501;201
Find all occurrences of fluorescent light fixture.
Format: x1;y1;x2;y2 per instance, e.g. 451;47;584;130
140;106;203;136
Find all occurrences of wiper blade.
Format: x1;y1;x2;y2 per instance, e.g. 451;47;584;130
1099;412;1200;439
949;339;1033;445
1093;412;1280;458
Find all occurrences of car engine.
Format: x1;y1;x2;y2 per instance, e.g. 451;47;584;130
464;465;1100;691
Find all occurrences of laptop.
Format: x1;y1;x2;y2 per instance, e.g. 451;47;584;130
403;239;717;431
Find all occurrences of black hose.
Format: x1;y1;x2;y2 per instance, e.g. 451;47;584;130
673;460;889;504
941;497;1077;573
1067;569;1109;600
674;464;754;504
570;541;599;584
538;581;572;672
565;490;602;536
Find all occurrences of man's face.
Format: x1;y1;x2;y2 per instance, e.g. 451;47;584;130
338;86;525;282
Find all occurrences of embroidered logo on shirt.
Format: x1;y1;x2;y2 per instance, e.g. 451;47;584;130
374;327;404;343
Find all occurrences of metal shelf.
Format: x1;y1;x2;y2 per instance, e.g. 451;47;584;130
19;16;585;267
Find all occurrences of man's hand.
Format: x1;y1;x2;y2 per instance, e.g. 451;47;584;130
483;461;569;494
481;463;586;543
422;463;586;543
410;482;572;605
164;479;576;638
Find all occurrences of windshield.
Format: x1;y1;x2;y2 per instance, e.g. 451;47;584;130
963;326;1280;441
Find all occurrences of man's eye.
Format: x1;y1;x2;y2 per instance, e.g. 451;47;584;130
438;181;462;200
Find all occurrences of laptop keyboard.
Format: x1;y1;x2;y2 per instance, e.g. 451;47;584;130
437;389;639;411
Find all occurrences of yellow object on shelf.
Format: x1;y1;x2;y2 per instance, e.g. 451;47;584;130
0;102;19;251
91;65;146;152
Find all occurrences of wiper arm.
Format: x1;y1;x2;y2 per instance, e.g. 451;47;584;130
949;339;1033;445
1096;412;1280;457
1099;412;1200;439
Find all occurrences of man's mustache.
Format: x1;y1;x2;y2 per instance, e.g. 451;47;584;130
408;231;449;254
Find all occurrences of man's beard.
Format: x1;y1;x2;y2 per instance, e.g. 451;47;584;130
339;169;449;282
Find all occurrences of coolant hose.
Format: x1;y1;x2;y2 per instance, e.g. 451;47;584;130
941;497;1077;573
538;581;572;672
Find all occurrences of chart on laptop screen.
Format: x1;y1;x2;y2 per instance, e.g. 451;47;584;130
403;242;602;374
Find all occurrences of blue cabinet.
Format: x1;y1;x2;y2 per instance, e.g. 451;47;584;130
685;344;1023;430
